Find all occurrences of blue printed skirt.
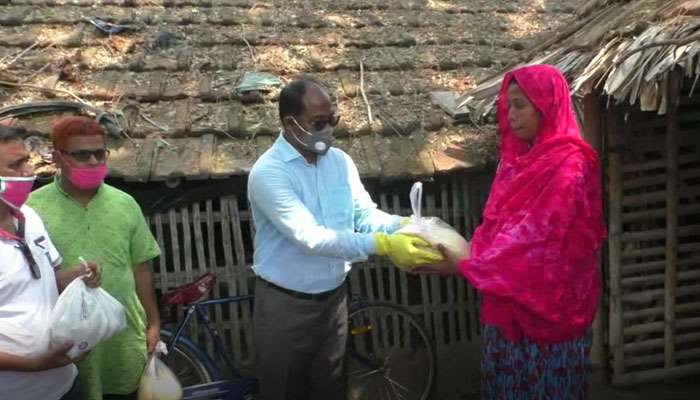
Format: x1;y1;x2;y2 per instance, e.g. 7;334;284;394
481;325;590;400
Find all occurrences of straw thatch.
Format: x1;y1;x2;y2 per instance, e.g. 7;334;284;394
460;0;700;118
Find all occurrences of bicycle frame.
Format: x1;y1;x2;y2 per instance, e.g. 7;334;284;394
167;294;254;375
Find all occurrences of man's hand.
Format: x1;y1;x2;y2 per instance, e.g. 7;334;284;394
81;261;101;288
374;233;444;270
146;324;160;354
29;343;76;371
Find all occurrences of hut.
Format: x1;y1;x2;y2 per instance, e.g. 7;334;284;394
459;0;700;386
0;0;579;394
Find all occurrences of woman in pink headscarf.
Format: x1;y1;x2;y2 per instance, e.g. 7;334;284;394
430;64;606;399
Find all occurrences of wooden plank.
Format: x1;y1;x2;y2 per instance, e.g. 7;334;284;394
624;317;700;337
204;199;225;359
623;301;700;322
623;332;700;354
440;179;457;344
664;71;680;369
452;175;469;341
218;197;242;363
229;195;254;364
153;213;168;291
623;204;700;223
192;203;207;273
168;209;181;276
622;285;700;303
624;348;700;369
426;194;444;348
181;206;194;282
607;107;626;378
463;176;480;336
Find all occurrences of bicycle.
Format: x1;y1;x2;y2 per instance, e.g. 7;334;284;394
160;273;436;400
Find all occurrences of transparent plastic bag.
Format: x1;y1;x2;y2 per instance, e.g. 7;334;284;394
138;341;183;400
398;182;470;267
49;277;127;359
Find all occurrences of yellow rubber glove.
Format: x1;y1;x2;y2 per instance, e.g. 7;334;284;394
374;233;444;270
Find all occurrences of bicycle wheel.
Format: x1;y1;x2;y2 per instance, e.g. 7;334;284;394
161;330;215;387
346;301;436;400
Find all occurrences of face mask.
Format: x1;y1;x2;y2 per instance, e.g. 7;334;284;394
65;164;108;190
289;118;335;155
0;176;36;210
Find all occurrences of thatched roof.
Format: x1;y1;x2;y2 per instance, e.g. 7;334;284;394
0;0;577;181
460;0;700;119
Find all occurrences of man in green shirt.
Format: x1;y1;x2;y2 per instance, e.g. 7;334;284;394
28;116;161;400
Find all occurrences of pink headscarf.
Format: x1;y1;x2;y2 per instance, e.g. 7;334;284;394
459;65;606;343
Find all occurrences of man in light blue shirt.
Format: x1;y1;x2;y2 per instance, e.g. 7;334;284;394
248;78;442;400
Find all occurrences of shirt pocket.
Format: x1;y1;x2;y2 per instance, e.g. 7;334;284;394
321;186;353;230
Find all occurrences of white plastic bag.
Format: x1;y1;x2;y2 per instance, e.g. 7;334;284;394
49;277;127;359
398;182;470;266
138;341;183;400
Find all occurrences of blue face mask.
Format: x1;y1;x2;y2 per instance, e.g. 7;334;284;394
289;117;335;155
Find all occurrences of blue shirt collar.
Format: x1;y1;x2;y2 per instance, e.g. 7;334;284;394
275;132;304;163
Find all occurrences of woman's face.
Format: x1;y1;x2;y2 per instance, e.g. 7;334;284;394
507;82;541;142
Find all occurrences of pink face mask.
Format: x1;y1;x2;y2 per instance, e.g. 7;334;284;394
0;176;36;210
65;164;108;190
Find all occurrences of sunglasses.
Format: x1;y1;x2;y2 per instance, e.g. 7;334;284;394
15;240;40;279
305;113;341;132
63;149;110;163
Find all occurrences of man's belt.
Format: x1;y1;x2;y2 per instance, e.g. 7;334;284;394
258;277;343;301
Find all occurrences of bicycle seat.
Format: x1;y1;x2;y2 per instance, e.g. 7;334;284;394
162;272;216;306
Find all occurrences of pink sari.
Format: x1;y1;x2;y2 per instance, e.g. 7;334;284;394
460;65;606;343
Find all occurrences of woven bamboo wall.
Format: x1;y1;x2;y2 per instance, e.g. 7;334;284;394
606;75;700;385
148;173;491;370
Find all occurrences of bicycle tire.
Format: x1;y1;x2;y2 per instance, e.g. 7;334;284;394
346;301;436;400
161;329;216;387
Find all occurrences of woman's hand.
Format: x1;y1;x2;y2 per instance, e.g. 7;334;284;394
409;244;461;276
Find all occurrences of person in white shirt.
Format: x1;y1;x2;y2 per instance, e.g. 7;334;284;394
0;123;100;400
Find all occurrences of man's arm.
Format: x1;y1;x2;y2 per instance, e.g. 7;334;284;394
0;343;74;372
344;154;403;234
134;263;160;353
248;164;376;261
54;262;101;292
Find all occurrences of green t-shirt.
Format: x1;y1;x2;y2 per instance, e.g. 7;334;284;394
28;181;161;398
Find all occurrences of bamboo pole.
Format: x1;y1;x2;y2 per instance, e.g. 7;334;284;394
622;269;700;288
623;301;700;322
625;348;700;369
621;284;700;304
623;331;700;354
664;70;681;369
583;92;605;369
606;106;626;378
624;317;700;337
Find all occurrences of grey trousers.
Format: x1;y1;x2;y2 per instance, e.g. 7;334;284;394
254;278;348;400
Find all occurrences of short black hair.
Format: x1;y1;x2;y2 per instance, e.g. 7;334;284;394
279;76;330;123
278;78;314;122
0;125;25;143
